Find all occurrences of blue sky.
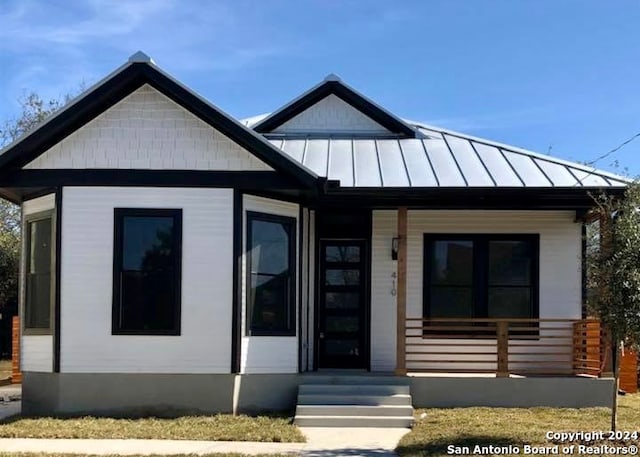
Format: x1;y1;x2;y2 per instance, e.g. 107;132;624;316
1;0;639;175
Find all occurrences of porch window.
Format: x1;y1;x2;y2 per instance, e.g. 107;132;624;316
24;212;54;333
112;208;182;335
423;234;539;321
246;211;296;336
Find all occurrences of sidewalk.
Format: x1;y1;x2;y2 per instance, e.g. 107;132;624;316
0;427;410;456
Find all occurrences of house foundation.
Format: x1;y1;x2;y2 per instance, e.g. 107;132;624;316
21;372;614;417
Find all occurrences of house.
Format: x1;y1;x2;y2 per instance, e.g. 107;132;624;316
0;52;625;422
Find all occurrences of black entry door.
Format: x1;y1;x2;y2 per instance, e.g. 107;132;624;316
317;240;368;369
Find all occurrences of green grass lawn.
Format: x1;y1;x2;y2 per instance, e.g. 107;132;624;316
397;394;640;457
0;415;305;443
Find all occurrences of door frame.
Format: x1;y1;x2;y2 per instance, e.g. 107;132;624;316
314;236;371;371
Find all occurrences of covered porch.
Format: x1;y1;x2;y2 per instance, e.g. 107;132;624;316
388;207;610;379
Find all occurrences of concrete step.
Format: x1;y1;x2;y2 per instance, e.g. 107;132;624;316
297;393;412;406
299;384;410;396
296;404;414;417
302;375;408;385
294;415;415;427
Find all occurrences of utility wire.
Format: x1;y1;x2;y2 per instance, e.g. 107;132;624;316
584;131;640;166
574;131;640;186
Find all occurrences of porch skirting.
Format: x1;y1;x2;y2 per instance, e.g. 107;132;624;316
409;376;614;408
21;372;614;417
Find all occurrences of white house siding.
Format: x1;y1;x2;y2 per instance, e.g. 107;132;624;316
241;195;299;374
371;210;398;372
23;194;56;215
60;187;233;373
21;194;56;372
273;94;390;134
24;85;272;171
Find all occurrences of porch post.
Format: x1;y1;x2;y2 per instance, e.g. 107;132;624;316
396;207;407;375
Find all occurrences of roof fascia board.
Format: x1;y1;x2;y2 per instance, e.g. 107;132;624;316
252;79;418;137
0;169;303;189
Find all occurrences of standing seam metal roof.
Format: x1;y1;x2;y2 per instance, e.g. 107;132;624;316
255;119;629;188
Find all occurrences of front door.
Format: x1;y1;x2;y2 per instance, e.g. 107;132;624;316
317;239;368;369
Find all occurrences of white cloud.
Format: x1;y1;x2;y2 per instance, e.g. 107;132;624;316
0;0;296;117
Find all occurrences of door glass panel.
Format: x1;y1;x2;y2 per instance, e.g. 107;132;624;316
326;246;360;263
325;339;360;356
326;269;360;286
326;316;359;332
325;292;359;309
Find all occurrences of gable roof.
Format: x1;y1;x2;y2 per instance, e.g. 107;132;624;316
0;52;320;189
260;119;629;189
251;75;418;137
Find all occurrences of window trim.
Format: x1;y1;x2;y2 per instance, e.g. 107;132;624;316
22;209;55;335
246;211;297;337
422;233;540;326
112;208;183;336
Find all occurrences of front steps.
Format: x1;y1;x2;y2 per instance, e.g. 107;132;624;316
294;376;414;427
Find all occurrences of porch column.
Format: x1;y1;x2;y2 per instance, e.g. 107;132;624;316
396;207;408;375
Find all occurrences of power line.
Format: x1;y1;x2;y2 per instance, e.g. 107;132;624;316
573;131;640;186
585;131;640;166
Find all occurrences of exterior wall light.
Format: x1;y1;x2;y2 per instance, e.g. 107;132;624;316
392;237;399;260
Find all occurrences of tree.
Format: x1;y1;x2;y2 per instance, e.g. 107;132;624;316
586;182;640;431
0;92;69;357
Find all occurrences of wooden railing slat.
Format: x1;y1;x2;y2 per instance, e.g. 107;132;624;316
405;317;605;378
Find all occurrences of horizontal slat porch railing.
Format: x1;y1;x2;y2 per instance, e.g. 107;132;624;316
405;318;605;377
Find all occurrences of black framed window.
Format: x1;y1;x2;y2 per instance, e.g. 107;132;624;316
112;208;182;335
246;211;296;336
24;212;54;332
423;234;539;322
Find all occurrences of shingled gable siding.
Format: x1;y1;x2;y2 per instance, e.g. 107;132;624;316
60;187;233;373
273;94;391;134
23;85;273;171
21;194;55;373
241;195;299;374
